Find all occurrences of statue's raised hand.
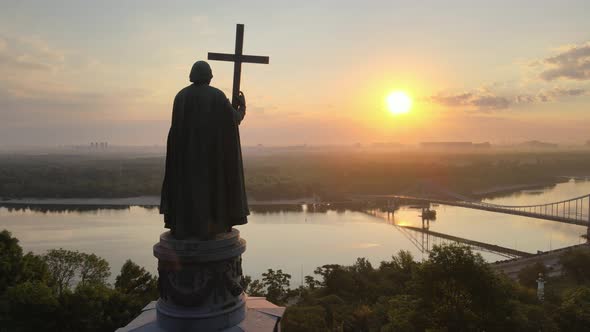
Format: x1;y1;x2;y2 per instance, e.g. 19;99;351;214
236;91;246;109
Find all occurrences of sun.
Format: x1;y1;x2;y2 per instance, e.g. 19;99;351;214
386;91;412;115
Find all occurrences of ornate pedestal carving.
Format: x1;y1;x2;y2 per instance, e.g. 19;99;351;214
153;229;247;331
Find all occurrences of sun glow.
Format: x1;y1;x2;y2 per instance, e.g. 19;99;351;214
386;91;412;115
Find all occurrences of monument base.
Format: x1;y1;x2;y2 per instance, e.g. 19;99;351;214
156;295;245;331
116;229;284;331
116;297;285;332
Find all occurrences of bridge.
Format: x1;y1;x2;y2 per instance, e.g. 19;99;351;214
358;181;590;229
358;181;590;266
363;209;535;259
398;225;534;259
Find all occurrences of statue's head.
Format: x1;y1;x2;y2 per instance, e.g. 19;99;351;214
189;61;213;84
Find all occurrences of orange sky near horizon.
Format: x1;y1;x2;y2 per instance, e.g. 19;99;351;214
0;1;589;146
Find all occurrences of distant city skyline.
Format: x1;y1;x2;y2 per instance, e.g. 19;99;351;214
1;0;590;146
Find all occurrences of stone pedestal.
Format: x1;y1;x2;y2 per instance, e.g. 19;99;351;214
117;228;285;331
153;229;247;331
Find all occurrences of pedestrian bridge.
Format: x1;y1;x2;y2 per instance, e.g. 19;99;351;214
359;182;590;226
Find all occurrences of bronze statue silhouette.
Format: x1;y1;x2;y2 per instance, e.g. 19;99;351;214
160;24;269;240
160;61;249;240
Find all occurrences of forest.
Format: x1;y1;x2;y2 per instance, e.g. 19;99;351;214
2;229;590;331
1;149;590;201
248;244;590;331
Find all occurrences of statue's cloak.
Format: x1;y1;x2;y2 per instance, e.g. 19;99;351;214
160;83;249;238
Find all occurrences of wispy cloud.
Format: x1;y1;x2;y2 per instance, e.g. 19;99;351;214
428;42;590;112
429;87;588;111
0;35;65;73
429;92;511;111
539;42;590;81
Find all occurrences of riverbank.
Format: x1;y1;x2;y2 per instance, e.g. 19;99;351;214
1;177;586;208
0;196;318;207
470;180;564;198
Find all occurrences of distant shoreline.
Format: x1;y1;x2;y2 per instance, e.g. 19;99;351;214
470;181;561;198
2;176;588;208
0;196;318;207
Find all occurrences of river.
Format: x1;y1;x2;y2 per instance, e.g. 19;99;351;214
0;179;588;285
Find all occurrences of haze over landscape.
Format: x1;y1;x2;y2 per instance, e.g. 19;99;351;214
4;2;590;331
2;0;590;147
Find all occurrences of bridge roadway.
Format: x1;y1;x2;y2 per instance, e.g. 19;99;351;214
400;225;534;258
367;195;589;226
492;243;590;280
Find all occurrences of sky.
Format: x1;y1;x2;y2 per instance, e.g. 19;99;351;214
1;0;590;146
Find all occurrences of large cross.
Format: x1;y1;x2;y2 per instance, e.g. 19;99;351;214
208;24;270;109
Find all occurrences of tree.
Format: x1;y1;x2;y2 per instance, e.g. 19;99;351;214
314;264;355;297
79;253;110;287
3;281;59;332
20;252;51;284
43;249;112;295
381;294;423;332
248;280;266;297
114;259;157;303
0;230;23;292
58;283;113;332
282;306;327;332
349;304;375;331
304;275;321;290
43;249;83;295
415;244;513;331
560;249;590;284
556;286;590;331
241;275;266;297
262;269;291;305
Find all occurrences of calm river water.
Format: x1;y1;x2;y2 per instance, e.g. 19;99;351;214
1;179;588;285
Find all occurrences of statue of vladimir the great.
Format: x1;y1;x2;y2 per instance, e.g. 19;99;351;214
160;61;249;240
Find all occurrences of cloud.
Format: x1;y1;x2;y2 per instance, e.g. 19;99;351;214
516;87;588;105
471;95;511;110
550;87;586;96
0;35;65;73
429;92;511;111
430;93;473;107
430;86;587;111
539;42;590;81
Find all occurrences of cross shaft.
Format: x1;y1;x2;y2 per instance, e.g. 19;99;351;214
208;24;270;109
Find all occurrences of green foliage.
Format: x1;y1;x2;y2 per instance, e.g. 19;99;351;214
0;230;157;332
44;249;84;295
3;150;590;200
59;284;113;332
243;269;293;304
381;295;423;332
114;259;158;303
0;230;23;292
283;244;565;332
44;249;110;295
3;281;59;332
304;275;321;290
20;252;51;284
559;249;590;284
415;244;513;330
80;254;111;287
242;275;266;297
282;306;328;332
262;269;291;305
556;286;590;331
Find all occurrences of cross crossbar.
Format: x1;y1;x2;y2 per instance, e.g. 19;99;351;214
208;53;270;64
207;24;270;108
